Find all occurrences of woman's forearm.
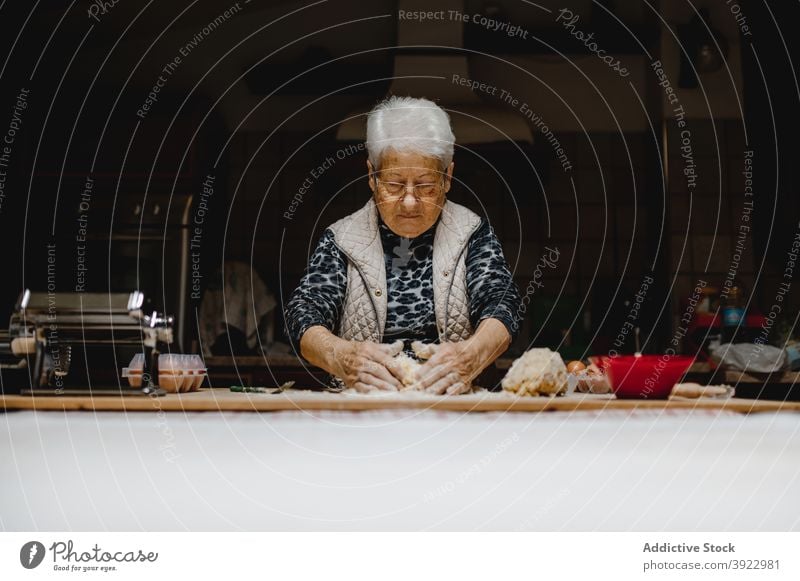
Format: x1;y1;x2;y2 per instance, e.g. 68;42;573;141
299;325;348;377
466;318;512;374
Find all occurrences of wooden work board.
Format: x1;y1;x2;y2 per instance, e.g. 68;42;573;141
2;388;799;414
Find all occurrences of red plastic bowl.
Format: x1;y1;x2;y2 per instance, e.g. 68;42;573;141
590;355;694;399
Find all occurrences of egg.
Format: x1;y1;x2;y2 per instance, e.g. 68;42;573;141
566;360;586;374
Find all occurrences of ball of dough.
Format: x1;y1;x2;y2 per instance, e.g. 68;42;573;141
393;352;422;387
501;348;568;396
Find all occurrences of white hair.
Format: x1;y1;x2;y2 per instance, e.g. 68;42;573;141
365;96;455;171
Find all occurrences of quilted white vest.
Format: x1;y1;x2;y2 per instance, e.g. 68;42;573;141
328;198;482;343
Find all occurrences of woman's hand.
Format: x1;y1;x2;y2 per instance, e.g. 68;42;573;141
415;318;512;395
332;340;405;393
415;341;477;395
300;326;405;392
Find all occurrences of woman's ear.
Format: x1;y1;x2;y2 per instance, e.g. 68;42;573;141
367;160;377;194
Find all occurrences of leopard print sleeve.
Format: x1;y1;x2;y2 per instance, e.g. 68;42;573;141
466;219;522;340
284;228;347;347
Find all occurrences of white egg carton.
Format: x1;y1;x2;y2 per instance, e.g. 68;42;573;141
121;353;146;388
121;353;207;392
157;354;207;392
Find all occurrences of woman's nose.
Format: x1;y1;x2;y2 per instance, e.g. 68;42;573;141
401;188;420;207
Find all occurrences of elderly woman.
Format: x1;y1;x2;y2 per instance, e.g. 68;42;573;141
285;96;521;394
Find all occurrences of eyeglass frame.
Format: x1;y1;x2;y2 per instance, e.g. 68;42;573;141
371;173;448;199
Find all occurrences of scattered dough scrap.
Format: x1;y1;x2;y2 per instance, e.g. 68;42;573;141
501;348;568;396
672;382;733;398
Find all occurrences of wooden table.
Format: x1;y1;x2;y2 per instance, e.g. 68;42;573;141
2;388;799;413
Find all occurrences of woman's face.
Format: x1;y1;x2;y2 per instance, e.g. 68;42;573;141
367;150;453;238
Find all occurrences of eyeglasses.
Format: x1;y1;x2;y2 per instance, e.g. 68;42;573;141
374;176;443;199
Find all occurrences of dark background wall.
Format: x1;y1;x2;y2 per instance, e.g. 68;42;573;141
0;0;797;358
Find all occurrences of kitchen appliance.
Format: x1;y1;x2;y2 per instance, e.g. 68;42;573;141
0;289;173;395
75;192;194;351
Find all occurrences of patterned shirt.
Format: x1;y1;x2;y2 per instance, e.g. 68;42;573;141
285;214;521;350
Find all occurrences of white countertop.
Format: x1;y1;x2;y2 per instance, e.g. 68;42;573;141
2;408;798;531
